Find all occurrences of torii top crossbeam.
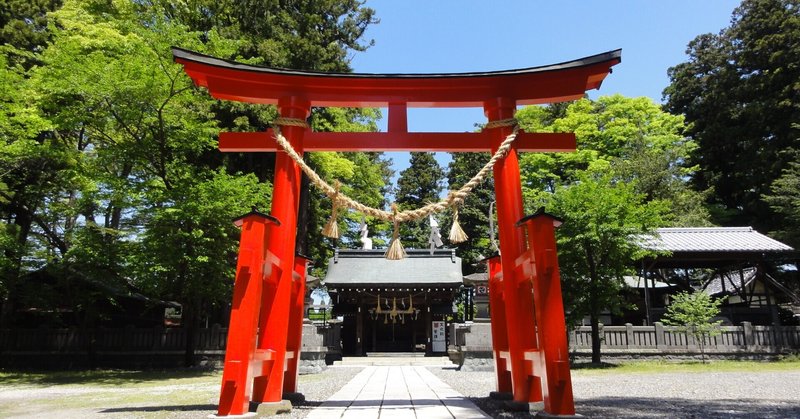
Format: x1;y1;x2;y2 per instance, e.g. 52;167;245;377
172;47;621;108
172;48;620;152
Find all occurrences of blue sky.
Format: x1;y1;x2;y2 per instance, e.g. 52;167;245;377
347;0;741;177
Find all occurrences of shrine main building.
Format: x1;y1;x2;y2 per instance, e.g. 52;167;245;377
325;248;463;355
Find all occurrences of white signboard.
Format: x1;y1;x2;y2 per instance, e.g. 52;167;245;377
432;320;446;352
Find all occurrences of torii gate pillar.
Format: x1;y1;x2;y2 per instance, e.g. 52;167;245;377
486;98;546;406
251;97;310;405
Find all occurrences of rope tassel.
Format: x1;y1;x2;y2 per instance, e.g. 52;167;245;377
449;206;469;244
385;203;407;260
322;181;342;239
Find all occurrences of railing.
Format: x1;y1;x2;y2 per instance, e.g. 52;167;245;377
569;322;800;352
3;322;798;357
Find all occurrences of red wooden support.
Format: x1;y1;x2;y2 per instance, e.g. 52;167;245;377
487;255;512;393
217;211;281;416
218;130;577;153
388;102;408;133
485;98;543;406
251;97;310;405
517;210;575;415
283;254;310;394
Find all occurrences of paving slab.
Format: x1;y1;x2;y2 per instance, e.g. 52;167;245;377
306;366;489;419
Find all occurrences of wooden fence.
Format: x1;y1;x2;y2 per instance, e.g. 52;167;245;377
0;325;228;354
2;321;798;368
570;322;800;352
0;324;342;369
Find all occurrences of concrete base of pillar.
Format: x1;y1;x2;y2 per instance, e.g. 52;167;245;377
505;400;544;412
249;400;292;416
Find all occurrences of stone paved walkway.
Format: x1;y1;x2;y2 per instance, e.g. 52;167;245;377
305;366;490;419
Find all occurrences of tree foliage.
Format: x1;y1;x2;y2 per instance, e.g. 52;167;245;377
447;152;495;273
515;96;697;362
547;171;667;363
763;151;800;246
0;0;382;350
395;152;445;249
662;291;723;363
664;0;800;236
305;108;392;276
0;0;62;67
518;95;708;226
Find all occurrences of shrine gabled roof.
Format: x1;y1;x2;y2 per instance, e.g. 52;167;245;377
172;47;621;107
324;249;463;287
641;227;794;253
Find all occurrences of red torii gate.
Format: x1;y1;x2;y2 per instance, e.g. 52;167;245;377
173;47;620;417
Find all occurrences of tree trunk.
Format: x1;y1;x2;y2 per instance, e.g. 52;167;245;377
0;204;35;328
584;242;602;364
183;299;200;367
590;312;601;364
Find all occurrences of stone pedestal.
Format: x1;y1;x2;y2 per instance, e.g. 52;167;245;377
300;323;328;374
449;321;494;371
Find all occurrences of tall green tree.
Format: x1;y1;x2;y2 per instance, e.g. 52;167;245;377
764;150;800;247
664;0;800;234
516;96;692;362
547;170;667;363
395;152;445;249
153;0;376;72
0;0;62;68
447;152;495;273
0;53;57;326
518;95;709;226
152;0;385;269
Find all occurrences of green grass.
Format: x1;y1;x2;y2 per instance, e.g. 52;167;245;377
573;356;800;374
0;367;340;418
0;368;221;387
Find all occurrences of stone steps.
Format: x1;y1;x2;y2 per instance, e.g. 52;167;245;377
333;354;455;367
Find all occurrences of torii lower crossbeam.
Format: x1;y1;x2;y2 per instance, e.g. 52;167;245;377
219;131;577;152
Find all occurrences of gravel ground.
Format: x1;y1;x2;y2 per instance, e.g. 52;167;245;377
2;366;798;418
431;367;800;418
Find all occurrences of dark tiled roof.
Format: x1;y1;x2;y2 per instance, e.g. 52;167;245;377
463;272;489;283
703;267;757;296
324;249;463;286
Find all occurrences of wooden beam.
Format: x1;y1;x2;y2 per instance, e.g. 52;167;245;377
218;130;576;152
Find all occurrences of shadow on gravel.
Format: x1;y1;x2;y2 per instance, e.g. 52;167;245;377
100;404;217;413
578;397;800;418
568;362;621;370
470;396;800;419
0;369;216;386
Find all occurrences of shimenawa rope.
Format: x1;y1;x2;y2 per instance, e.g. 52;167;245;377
271;116;519;258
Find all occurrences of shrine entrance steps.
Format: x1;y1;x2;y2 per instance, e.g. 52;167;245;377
306;366;489;419
333;354;455;367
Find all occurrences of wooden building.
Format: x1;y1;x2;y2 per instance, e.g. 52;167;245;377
638;227;798;325
325;249;462;355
